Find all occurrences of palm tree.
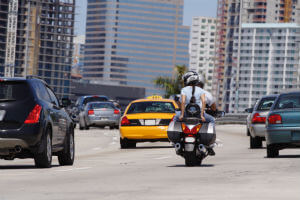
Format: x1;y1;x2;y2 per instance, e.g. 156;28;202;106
154;65;187;98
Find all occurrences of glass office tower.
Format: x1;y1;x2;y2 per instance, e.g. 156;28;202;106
84;0;189;95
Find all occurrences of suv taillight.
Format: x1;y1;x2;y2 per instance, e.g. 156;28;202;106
24;104;42;124
252;113;266;124
114;109;120;114
268;114;282;124
121;116;130;126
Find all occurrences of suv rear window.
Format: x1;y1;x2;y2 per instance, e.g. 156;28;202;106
89;102;115;109
256;97;276;111
127;101;175;114
83;97;108;105
0;81;31;102
274;94;300;109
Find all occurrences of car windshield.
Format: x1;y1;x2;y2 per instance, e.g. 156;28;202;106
274;94;300;109
0;81;30;102
89;103;115;109
127;101;175;114
83;96;108;105
256;97;276;111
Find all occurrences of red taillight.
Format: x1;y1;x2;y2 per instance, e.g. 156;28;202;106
121;116;130;126
24;104;42;124
170;116;175;122
88;110;94;115
114;109;120;114
252;113;266;124
181;123;202;134
268;114;282;124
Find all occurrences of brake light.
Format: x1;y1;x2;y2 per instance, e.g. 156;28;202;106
114;109;120;114
121;116;130;126
268;114;282;124
252;113;266;124
181;123;202;134
88;110;94;115
24;104;42;124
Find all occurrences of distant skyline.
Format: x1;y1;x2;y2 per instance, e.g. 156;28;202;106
74;0;217;36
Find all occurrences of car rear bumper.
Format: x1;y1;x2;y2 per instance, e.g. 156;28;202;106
120;126;168;140
87;119;119;126
266;126;300;145
249;123;266;138
0;124;43;150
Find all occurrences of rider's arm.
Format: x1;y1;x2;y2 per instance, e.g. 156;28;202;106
179;95;186;120
200;94;206;121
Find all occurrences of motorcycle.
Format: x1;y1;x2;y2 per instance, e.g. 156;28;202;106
167;103;224;166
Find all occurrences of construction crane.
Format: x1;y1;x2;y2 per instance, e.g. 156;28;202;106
4;0;18;77
284;0;292;22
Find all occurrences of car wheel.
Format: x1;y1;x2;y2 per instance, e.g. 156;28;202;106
34;128;52;168
120;138;136;149
109;126;114;130
250;136;263;149
114;125;119;129
267;145;279;158
85;125;90;130
58;127;75;166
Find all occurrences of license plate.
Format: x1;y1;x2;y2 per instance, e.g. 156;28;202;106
0;110;5;121
145;120;156;126
185;137;196;143
101;117;109;120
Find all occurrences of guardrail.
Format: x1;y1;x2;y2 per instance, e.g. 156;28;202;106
216;113;248;125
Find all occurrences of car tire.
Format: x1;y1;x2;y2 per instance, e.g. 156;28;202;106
109;126;114;130
114;125;119;129
58;127;75;166
247;128;250;136
250;136;263;149
85;125;90;130
120;138;136;149
267;145;279;158
34;128;52;168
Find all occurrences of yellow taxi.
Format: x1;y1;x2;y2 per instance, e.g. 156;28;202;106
119;95;179;148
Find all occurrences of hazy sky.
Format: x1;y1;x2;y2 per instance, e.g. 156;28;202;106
75;0;218;36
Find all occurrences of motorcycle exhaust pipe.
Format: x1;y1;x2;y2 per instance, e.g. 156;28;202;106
15;146;22;153
198;144;207;153
174;143;181;152
209;143;217;149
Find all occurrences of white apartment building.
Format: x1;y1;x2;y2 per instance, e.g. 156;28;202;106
230;23;300;113
189;17;217;92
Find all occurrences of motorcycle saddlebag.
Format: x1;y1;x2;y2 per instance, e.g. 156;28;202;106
167;121;182;143
199;123;216;145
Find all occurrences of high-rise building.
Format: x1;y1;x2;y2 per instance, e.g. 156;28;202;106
214;0;300;112
0;0;75;98
232;23;300;113
84;0;189;95
72;35;85;75
189;16;217;93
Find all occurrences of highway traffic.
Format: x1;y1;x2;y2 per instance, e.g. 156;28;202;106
1;125;299;200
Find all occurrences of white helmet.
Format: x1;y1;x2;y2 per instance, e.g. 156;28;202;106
197;74;205;87
186;74;199;86
182;71;198;85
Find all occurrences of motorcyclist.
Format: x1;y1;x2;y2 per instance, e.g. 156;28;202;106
179;74;206;121
196;74;216;124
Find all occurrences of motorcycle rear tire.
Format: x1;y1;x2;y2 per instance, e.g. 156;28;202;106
185;152;202;167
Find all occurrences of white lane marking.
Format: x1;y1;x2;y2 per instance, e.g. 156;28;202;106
154;156;172;160
112;137;118;141
93;147;102;151
55;167;92;172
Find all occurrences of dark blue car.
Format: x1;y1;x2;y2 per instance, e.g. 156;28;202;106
266;91;300;157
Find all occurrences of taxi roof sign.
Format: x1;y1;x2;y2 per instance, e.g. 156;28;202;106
147;95;163;100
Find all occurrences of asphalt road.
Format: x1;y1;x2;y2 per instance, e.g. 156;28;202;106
0;125;299;200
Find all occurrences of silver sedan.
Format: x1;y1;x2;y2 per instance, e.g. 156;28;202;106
245;94;278;149
79;102;121;130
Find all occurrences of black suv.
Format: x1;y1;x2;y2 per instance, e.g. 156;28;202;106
0;77;75;168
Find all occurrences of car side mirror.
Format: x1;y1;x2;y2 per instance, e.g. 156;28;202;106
245;108;253;113
61;98;71;108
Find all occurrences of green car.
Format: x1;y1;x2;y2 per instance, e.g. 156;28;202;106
266;91;300;158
